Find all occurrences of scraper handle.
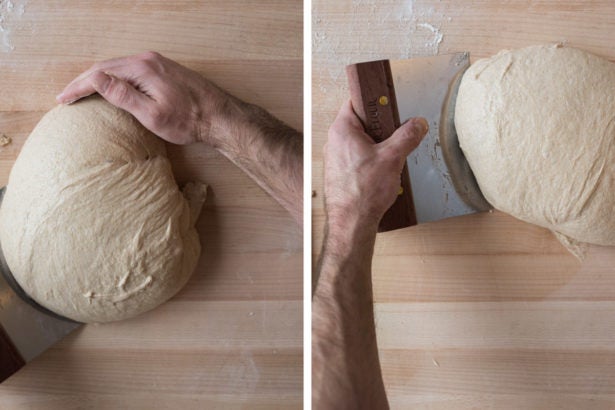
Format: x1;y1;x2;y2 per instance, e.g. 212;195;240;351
346;60;417;232
0;324;25;382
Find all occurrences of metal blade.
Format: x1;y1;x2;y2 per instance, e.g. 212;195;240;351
390;53;490;223
0;187;81;363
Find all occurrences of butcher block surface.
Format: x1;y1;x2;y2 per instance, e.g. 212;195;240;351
0;1;302;408
312;1;615;409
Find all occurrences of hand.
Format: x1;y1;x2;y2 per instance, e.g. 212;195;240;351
56;51;228;146
324;100;428;228
56;52;302;223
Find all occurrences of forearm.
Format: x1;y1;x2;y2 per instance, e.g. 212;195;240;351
312;216;389;410
209;95;303;225
55;53;303;224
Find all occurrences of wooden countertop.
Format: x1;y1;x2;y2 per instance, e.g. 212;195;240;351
0;1;302;408
312;1;615;408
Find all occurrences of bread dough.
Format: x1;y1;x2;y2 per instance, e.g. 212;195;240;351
455;44;615;252
0;96;206;323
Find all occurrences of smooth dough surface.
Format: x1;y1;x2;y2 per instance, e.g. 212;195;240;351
455;44;615;249
0;96;205;323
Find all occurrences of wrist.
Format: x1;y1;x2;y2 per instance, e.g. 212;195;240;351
325;209;379;256
327;204;381;234
196;81;237;148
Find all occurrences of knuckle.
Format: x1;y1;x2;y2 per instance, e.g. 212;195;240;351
378;145;396;159
139;52;166;73
111;83;130;104
328;121;345;139
140;51;162;61
91;71;111;92
379;146;404;168
93;72;131;107
148;105;169;128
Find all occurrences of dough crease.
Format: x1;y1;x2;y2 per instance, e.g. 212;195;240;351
455;44;615;256
0;96;205;323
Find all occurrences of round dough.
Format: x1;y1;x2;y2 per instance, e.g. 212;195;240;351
455;44;615;247
0;96;205;323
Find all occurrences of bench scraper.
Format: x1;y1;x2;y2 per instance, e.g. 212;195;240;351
0;186;82;382
346;53;492;232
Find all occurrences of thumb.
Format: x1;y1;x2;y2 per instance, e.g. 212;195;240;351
382;117;429;157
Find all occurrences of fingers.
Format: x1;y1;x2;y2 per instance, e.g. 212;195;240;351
57;63;143;104
330;100;356;132
57;59;137;103
339;100;365;131
329;100;374;145
381;117;429;158
56;52;164;104
55;63;155;121
64;71;154;125
56;76;97;104
88;72;154;120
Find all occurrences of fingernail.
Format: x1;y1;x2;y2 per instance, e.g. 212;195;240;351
56;92;65;102
412;117;429;135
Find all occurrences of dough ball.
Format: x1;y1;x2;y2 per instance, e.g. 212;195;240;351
0;96;204;323
455;44;615;248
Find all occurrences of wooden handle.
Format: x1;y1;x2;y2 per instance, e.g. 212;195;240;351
346;60;417;232
0;324;25;382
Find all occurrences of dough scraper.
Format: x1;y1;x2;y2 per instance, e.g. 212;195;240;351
0;186;82;383
346;53;492;232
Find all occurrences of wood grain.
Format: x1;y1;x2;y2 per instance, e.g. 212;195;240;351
0;0;302;408
313;0;615;408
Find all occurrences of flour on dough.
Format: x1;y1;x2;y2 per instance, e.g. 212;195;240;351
455;44;615;258
0;96;206;322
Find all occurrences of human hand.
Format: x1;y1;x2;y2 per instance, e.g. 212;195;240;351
324;100;428;229
56;51;228;146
